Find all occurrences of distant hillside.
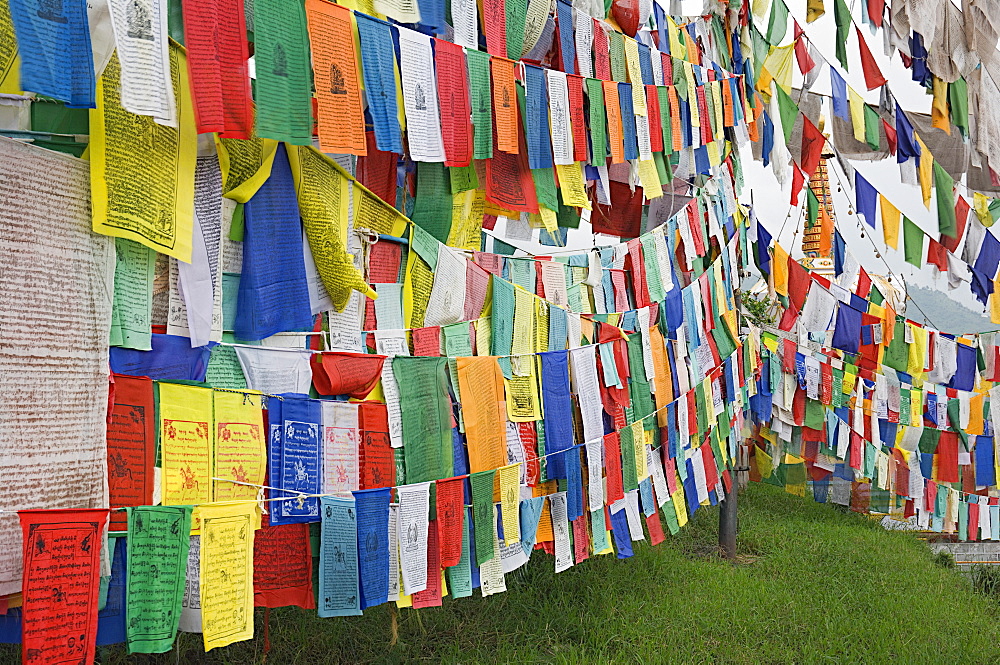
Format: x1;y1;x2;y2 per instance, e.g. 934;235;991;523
905;283;997;334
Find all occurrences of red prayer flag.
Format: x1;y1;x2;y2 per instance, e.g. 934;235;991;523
434;40;473;167
483;0;507;57
359;402;395;490
254;524;316;609
356;132;399;206
181;0;253;137
856;27;887;90
882;119;897;155
436;477;465;567
412;521;443;608
20;509;108;665
793;22;815;73
867;0;884;26
412;327;442;356
572;515;590;563
943;196;971;253
312;352;387;398
646;84;664;153
567;75;589;162
603;432;625;504
937;431;960;483
800;115;826;177
927;238;948;271
645;511;666;545
592;181;644;237
789;163;805;205
106;374;155;532
593;20;611;80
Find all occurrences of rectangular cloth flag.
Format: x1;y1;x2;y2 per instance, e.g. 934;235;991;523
107;374;156;531
126;506;193;654
19;509;109;664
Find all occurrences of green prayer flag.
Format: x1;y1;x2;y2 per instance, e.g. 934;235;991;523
447;507;474;598
505;0;528;61
126;506;192;654
609;31;626;82
466;49;493;160
949;77;969;138
394;357;454;482
833;0;851;71
619;425;639;492
934;162;957;239
883;321;909;372
766;0;789;45
532;167;558;213
450;165;479;193
918;427;940;454
657;87;672;155
806;187;819;227
774;84;798;144
902;217;924;267
804;398;825;430
411;162;453;242
863;103;880;150
253;0;313;144
470;470;497;566
493;237;517;255
557;203;580;228
586;78;607;166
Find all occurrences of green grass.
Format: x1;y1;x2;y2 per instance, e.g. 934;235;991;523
5;483;1000;664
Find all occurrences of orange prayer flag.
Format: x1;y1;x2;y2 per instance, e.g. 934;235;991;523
603;80;625;164
304;0;367;155
491;57;519;154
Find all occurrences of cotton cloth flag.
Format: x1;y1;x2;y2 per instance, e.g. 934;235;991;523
199;502;260;651
319;497;362;617
881;194;900;249
126;506;192;653
19;509;109;665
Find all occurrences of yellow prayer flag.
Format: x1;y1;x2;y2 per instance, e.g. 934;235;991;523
633;422;649;481
159;383;213;506
216;137;280;203
200;501;260;651
917;135;934;209
498;463;521;545
908;324;928;383
554;162;591;209
90;43;197;262
974;192;994;227
773;244;789;295
880;194;901;249
671;488;688;527
212;390;266;502
447;189;486;250
287;145;378;310
931;77;951;134
848;87;866;144
0;2;19;94
623;36;647;116
637;159;663;197
756;446;773;478
991;272;1000;325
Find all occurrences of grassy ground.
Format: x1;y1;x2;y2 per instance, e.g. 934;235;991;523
4;483;999;664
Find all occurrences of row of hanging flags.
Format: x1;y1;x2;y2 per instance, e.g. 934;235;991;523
750;218;1000;537
3;0;1000;656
